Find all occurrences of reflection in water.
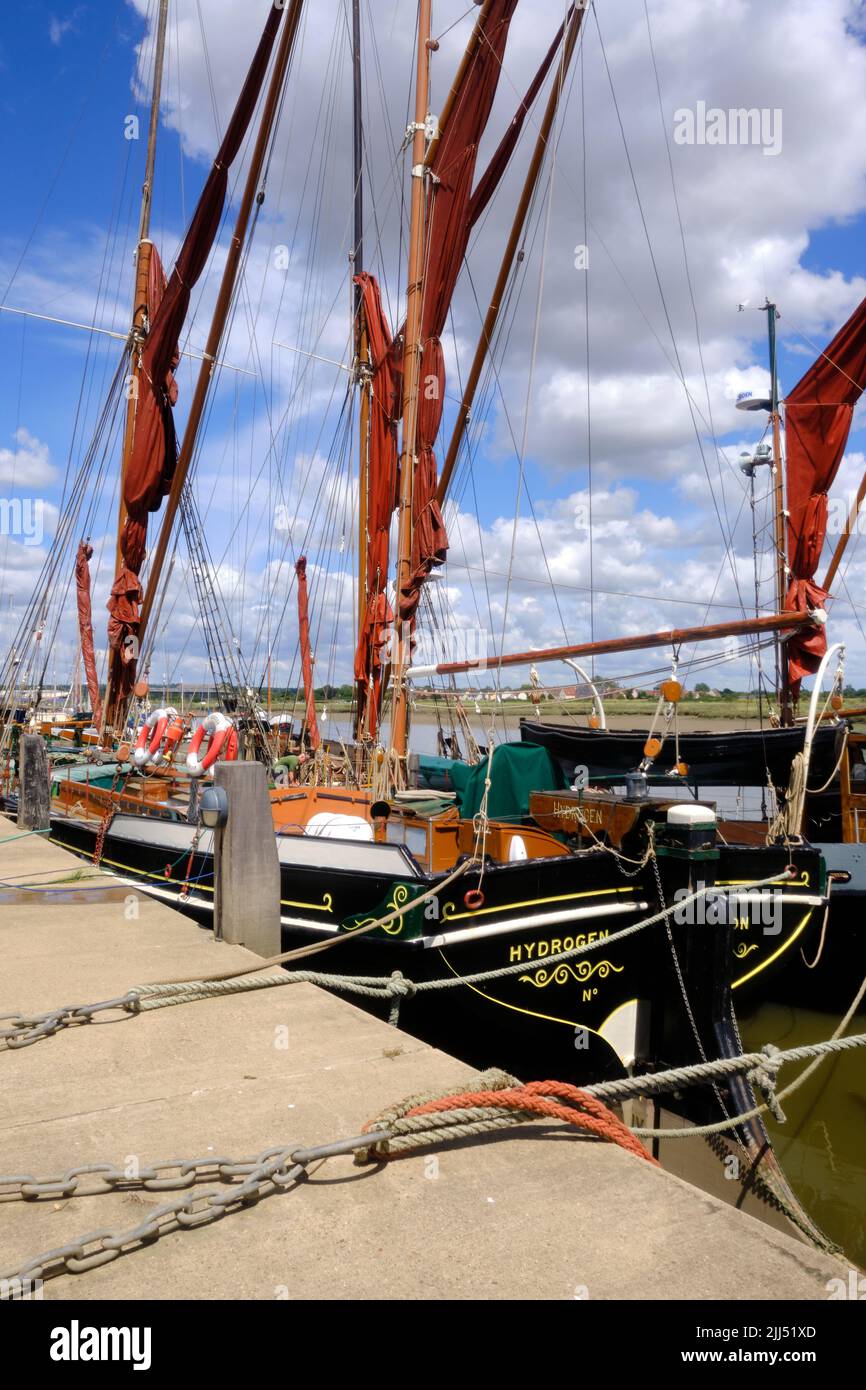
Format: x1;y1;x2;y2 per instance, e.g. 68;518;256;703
737;1000;866;1266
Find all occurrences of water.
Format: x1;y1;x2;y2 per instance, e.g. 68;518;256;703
737;999;866;1266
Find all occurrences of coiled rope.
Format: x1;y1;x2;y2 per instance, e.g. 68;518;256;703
357;1072;656;1166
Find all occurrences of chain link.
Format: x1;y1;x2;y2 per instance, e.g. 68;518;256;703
651;856;749;1162
0;1130;391;1291
0;993;141;1049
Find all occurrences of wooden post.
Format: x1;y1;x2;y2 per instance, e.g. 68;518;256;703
213;762;280;958
17;734;51;831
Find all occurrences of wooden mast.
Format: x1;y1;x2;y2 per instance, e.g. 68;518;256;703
424;0;495;169
766;300;793;724
115;0;170;574
352;0;371;740
135;0;304;665
436;2;584;506
389;0;432;774
823;473;866;592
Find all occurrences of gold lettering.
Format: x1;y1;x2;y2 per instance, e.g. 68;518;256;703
509;944;522;962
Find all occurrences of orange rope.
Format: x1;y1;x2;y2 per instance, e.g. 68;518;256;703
388;1080;657;1166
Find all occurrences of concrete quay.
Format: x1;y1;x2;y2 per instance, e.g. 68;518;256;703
0;815;849;1301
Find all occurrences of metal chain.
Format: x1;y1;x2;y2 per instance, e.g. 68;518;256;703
0;993;141;1049
91;765;125;866
178;822;204;903
0;1130;390;1291
651;856;749;1162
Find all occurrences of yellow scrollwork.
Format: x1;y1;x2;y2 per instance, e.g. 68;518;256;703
733;942;759;959
519;959;624;989
281;891;333;914
342;883;411;935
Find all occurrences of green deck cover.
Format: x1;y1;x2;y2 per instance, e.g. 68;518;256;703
421;742;566;821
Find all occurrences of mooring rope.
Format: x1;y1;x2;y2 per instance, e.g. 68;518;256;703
133;865;798;1013
0;866;809;1047
354;1032;866;1158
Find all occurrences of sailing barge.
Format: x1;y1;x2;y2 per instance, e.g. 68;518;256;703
0;1;846;1142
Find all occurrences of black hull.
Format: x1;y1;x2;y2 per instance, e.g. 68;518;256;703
47;813;826;1120
520;718;842;789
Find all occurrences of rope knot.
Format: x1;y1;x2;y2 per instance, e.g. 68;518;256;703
386;971;416;1000
747;1042;787;1124
385;971;416;1028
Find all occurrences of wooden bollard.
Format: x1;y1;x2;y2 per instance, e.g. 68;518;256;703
17;733;51;831
212;761;280;957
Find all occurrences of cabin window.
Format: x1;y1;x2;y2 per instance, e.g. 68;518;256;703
386;819;428;863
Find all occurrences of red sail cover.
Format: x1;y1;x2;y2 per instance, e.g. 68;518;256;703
105;2;283;702
295;556;320;750
400;0;519;624
75;541;102;729
353;272;402;736
785;293;866;691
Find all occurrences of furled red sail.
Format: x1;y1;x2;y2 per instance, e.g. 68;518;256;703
295;555;320;751
74;541;102;729
399;0;519;625
785;293;866;693
105;2;283;706
353;2;568;735
467;3;578;227
353;272;402;736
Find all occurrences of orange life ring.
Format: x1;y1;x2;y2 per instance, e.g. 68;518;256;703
132;707;177;768
150;715;185;768
186;713;239;777
464;888;485;911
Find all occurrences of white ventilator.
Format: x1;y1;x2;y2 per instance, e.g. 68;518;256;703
304;812;374;842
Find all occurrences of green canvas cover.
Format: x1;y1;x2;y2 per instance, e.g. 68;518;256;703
436;742;566;821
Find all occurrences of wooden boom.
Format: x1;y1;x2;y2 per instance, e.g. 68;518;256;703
406;611;814;678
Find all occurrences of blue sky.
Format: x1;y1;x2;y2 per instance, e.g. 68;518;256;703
2;0;866;705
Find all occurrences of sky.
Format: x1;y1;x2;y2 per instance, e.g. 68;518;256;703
1;0;866;709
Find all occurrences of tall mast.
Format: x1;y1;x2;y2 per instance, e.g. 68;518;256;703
115;0;170;574
136;0;304;658
437;3;583;505
389;0;432;773
765;300;792;724
824;473;866;592
352;0;371;738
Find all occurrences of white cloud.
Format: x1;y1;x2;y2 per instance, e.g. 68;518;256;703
5;0;866;692
0;427;56;488
49;10;83;47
